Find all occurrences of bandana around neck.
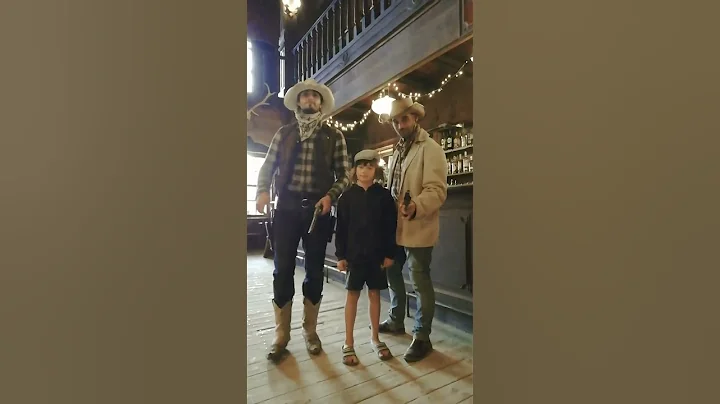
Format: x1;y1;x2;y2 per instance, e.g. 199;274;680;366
295;110;324;141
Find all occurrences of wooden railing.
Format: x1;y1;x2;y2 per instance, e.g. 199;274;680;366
292;0;394;83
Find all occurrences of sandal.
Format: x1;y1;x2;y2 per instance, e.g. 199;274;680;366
342;345;359;366
371;341;393;360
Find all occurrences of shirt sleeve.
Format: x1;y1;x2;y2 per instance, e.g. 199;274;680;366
334;193;349;261
255;128;283;198
325;130;351;203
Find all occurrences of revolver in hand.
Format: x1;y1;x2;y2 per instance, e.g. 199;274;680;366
307;205;323;234
403;191;411;209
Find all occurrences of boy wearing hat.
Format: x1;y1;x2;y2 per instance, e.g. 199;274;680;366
255;79;351;362
335;149;398;366
377;97;448;362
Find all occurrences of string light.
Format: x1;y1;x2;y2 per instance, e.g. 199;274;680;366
325;109;372;132
326;57;473;132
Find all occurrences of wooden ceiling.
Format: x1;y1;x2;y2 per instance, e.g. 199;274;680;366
336;38;474;122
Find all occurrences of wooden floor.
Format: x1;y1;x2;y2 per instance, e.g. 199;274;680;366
247;253;474;404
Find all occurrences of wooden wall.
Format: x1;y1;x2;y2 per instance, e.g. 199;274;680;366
327;0;464;114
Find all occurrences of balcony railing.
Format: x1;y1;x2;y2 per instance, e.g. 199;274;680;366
292;0;395;83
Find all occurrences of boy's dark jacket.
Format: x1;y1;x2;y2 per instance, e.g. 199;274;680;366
335;183;398;265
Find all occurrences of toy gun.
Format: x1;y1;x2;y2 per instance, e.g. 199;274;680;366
308;205;323;234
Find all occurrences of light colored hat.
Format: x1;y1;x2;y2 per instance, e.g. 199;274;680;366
283;79;335;113
379;97;425;123
354;149;380;163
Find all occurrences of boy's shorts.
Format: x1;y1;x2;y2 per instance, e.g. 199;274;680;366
345;260;388;291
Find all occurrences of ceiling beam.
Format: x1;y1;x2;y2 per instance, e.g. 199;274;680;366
346;105;370;114
395;76;434;94
434;55;467;72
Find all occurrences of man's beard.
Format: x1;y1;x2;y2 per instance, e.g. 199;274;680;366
397;124;417;138
300;105;320;114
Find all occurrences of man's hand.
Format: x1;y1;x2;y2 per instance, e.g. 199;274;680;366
337;260;348;272
316;195;332;215
400;200;416;219
256;192;271;215
381;258;394;270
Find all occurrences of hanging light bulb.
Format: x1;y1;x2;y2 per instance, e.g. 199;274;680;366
371;95;395;115
282;0;301;16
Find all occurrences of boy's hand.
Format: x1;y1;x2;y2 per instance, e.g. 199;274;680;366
381;258;394;269
337;260;348;272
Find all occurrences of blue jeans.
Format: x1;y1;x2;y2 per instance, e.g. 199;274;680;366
385;246;435;341
272;207;331;308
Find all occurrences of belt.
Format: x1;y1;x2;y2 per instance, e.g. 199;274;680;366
277;191;324;210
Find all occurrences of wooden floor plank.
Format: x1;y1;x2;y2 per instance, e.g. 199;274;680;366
405;374;473;404
256;338;470;403
357;360;473;404
246;253;473;404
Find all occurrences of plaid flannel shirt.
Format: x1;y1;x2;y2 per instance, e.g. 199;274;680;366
256;124;351;202
389;134;416;200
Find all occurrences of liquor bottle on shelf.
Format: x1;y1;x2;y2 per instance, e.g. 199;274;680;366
467;130;473;146
446;157;452;174
451;155;458;174
461;129;468;148
447;130;454;150
468;154;473;172
440;135;446;150
462;151;470;172
453;130;461;149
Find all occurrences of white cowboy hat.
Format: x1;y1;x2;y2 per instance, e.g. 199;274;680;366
283;79;335;113
379;97;426;123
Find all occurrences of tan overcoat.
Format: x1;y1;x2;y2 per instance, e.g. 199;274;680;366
387;128;448;248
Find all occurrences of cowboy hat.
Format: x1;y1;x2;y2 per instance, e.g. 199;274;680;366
379;97;425;123
283;79;335;113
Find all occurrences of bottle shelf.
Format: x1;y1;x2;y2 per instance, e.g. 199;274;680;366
448;183;473;190
448;171;473;177
445;145;473;154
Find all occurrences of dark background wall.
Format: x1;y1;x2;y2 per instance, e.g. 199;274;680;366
362;73;474;147
247;0;281;98
248;0;340;146
247;1;287;146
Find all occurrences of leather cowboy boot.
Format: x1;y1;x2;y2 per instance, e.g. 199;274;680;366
266;300;292;362
302;297;323;355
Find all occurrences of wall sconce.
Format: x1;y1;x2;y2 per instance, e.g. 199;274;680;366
371;95;395;116
283;0;301;17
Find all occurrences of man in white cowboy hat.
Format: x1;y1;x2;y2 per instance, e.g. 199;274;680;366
255;79;351;362
376;97;448;362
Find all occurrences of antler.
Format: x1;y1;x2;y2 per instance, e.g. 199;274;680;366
247;83;276;120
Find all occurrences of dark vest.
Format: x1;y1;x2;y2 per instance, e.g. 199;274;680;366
273;122;341;197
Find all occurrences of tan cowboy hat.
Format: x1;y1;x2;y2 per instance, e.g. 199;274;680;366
379;97;425;123
283;79;335;113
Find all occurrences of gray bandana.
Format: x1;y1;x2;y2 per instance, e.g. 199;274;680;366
295;110;324;141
